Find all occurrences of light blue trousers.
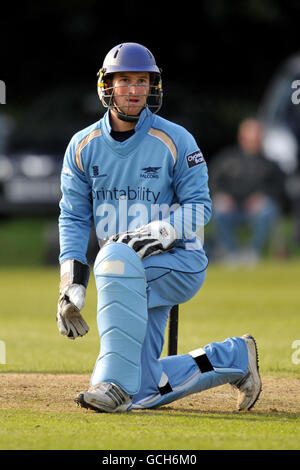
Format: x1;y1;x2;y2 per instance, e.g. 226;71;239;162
92;245;248;409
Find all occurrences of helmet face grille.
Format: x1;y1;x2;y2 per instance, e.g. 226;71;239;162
97;79;163;120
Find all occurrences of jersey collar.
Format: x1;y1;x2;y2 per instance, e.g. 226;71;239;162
101;109;153;156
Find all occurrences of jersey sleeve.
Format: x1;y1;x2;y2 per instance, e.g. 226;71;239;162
58;135;93;264
170;130;212;245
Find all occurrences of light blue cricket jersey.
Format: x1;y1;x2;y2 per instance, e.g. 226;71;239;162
59;109;212;271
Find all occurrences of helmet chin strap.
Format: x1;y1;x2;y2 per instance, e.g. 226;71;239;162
115;108;144;123
111;104;145;123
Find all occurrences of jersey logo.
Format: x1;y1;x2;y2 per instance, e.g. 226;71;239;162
186;151;205;168
93;166;99;176
91;165;107;178
140;167;162;179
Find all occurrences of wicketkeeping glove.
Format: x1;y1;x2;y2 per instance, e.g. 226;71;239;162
108;220;177;259
56;259;90;340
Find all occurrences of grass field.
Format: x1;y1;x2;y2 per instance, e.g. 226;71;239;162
0;260;300;450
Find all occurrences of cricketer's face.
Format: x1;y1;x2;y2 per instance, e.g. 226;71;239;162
112;72;150;116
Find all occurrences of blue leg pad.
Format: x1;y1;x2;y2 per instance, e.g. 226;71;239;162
91;242;148;395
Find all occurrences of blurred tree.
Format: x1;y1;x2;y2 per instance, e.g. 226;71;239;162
1;0;300;160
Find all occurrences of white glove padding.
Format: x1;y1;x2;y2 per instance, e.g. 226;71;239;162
109;220;177;259
56;259;90;340
56;284;89;339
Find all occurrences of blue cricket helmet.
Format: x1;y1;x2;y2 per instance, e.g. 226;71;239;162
101;42;161;74
97;42;163;121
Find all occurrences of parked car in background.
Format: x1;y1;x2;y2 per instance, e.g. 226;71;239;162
0;151;62;215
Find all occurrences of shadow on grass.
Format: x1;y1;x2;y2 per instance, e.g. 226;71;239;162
131;407;300;422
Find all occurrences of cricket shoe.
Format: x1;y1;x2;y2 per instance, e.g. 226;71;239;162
75;382;132;413
232;334;262;411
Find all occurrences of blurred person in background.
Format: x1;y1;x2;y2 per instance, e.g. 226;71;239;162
209;117;285;265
